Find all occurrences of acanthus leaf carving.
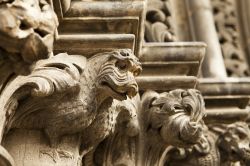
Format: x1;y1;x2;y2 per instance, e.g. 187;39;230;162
216;122;250;165
165;122;250;166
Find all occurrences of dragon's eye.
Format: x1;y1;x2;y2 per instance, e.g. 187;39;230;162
116;61;128;70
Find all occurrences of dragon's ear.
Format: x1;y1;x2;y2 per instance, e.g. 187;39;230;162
152;97;166;106
141;90;159;110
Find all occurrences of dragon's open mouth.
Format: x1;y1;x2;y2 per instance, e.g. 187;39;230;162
101;82;128;101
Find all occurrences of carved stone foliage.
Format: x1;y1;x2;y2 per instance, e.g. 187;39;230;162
211;0;250;77
216;122;250;165
144;0;176;42
79;89;207;166
165;122;250;166
138;89;206;166
166;125;220;166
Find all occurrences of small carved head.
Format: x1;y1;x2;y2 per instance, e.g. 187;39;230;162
96;49;142;101
142;89;206;147
0;0;58;65
218;122;250;162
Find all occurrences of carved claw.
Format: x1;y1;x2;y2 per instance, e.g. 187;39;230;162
40;148;60;163
57;149;74;160
40;148;74;163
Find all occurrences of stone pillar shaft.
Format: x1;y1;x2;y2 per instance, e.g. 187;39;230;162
187;0;227;78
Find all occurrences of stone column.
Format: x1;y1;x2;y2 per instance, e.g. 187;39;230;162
187;0;227;78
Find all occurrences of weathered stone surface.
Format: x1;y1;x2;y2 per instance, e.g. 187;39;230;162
138;89;206;166
187;0;228;78
211;0;250;77
137;42;205;91
0;0;58;75
1;0;250;165
52;0;146;57
144;0;176;42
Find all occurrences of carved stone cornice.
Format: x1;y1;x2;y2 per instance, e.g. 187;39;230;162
52;0;146;57
137;42;205;91
197;78;250;124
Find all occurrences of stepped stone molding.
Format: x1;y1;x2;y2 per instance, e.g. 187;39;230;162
52;0;146;57
137;42;205;91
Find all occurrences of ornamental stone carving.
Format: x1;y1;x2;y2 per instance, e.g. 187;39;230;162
165;122;250;166
138;89;206;166
0;49;141;165
0;0;58;75
211;0;250;77
1;0;248;166
144;0;176;42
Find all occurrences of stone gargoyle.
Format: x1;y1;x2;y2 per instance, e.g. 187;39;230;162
0;49;142;165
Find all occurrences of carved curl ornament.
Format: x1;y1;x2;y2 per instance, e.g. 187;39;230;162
139;89;206;166
144;0;176;42
165;122;250;166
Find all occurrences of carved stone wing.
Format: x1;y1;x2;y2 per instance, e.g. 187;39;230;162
0;53;86;140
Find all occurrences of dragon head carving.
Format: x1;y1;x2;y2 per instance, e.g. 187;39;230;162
0;0;58;73
94;49;142;102
142;89;206;148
